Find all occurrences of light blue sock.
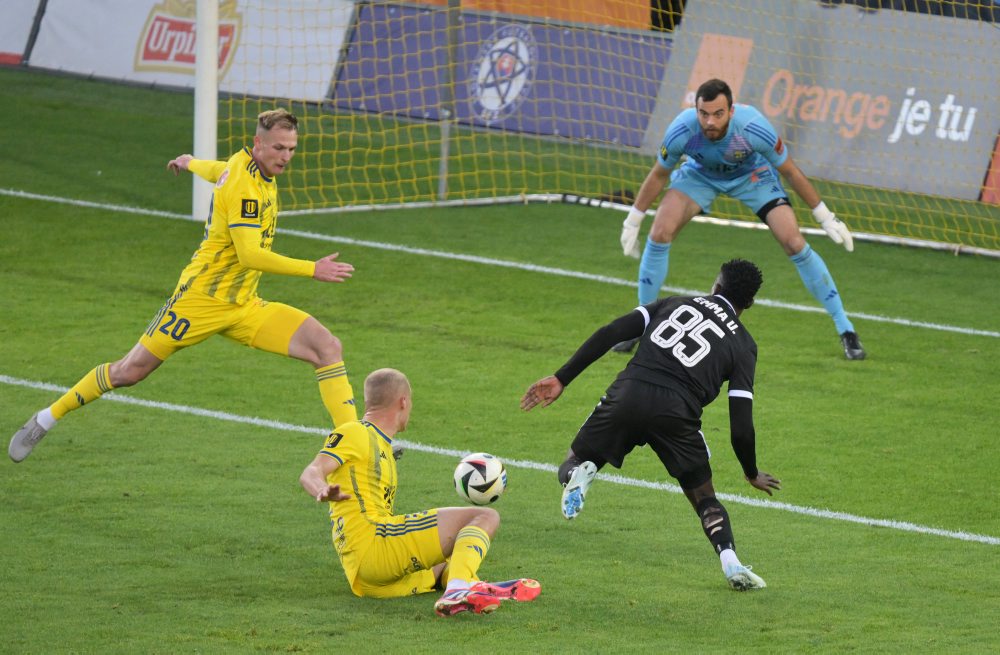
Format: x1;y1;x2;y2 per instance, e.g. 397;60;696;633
638;238;671;304
790;244;854;334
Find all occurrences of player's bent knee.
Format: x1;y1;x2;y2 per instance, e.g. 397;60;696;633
647;223;676;244
298;326;343;366
316;332;343;363
474;507;500;535
784;235;808;256
677;464;712;490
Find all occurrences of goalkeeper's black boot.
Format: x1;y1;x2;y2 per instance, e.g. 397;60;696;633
840;331;866;360
611;337;639;353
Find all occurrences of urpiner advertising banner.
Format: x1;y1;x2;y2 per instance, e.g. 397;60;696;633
26;0;352;102
330;3;671;148
645;0;999;202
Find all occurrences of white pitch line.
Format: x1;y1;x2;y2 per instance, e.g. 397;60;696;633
3;373;997;547
3;187;996;339
278;228;1000;338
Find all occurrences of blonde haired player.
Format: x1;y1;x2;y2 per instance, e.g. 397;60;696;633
10;109;358;462
300;368;541;617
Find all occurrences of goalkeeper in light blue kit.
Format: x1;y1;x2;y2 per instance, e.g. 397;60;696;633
617;78;865;360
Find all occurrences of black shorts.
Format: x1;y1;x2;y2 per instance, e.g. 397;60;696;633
571;378;711;483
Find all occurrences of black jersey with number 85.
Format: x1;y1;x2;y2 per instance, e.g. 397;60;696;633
620;294;757;415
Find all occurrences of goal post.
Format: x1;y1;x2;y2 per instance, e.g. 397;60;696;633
202;0;998;254
193;0;218;221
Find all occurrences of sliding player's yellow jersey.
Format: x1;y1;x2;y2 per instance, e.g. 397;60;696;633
175;148;315;305
320;420;399;555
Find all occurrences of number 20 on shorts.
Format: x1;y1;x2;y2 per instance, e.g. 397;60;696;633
157;310;191;341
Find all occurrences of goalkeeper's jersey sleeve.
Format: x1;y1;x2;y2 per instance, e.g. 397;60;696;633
174;148;315;304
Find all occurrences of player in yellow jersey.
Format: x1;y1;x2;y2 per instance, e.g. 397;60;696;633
299;368;541;617
9;109;358;462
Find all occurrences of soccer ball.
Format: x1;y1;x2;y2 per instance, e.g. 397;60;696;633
453;452;507;505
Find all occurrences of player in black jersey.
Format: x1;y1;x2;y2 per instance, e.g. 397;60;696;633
521;258;780;590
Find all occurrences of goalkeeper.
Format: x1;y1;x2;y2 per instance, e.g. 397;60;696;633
10;109;359;463
617;78;865;360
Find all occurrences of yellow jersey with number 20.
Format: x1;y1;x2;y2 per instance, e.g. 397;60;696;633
175;148;314;305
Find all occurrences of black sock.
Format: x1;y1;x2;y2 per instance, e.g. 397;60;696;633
696;496;735;554
558;456;583;486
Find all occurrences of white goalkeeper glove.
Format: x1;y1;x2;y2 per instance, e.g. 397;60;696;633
620;207;645;258
812;202;854;252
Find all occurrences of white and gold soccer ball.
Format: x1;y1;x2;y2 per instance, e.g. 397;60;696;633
453;452;507;505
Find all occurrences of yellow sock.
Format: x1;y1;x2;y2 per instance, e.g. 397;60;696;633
437;561;451;589
447;526;491;584
50;364;114;420
316;361;357;428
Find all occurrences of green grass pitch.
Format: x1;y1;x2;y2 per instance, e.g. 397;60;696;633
1;68;998;653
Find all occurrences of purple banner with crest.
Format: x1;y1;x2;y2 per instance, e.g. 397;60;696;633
330;3;670;148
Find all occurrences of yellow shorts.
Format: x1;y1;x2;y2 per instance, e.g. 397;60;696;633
339;510;446;598
138;287;310;360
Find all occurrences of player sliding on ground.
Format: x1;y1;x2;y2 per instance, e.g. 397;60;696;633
522;259;780;591
616;78;865;360
9;109;359;463
300;368;541;617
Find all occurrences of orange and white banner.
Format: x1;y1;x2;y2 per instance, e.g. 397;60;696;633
645;0;999;202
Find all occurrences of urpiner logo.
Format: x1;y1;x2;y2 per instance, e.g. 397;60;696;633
134;0;242;76
468;24;537;125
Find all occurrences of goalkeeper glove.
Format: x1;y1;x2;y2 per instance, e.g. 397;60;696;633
620;207;645;258
812;202;854;252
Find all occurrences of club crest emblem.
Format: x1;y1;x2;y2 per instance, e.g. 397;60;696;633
468;24;537;124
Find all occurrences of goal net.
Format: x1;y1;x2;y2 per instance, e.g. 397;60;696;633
218;0;1000;254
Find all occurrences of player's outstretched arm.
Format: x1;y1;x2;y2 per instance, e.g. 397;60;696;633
166;154;227;183
746;471;781;496
521;375;564;411
777;158;854;252
811;202;854;252
313;252;354;283
620;164;671;258
314;483;351;503
300;455;352;502
166;154;193;175
620;207;646;259
231;229;319;277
